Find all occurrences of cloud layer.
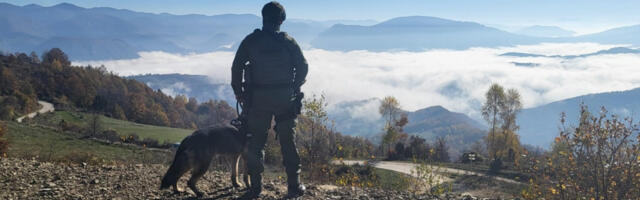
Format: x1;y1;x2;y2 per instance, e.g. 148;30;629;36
77;43;640;120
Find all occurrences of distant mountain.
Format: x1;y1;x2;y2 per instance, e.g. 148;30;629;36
0;3;326;60
328;98;486;156
518;87;640;148
573;25;640;45
3;3;640;59
127;74;235;105
312;16;542;51
406;106;486;136
405;106;486;156
501;47;640;58
516;25;575;37
290;19;379;27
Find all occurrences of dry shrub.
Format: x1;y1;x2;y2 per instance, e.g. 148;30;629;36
521;105;640;199
101;129;121;143
334;163;379;188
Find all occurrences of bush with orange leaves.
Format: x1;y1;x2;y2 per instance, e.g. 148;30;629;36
521;105;640;199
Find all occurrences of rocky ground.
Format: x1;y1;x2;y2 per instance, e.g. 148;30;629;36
0;158;482;200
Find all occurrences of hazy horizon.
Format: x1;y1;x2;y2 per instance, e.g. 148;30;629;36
3;0;640;34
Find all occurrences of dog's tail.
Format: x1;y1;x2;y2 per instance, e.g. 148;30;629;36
160;135;191;189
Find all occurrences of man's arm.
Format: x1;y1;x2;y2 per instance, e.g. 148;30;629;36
289;39;308;89
231;38;250;98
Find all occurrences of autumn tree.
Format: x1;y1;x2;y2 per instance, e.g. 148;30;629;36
482;83;505;159
406;135;431;160
482;84;523;162
145;103;170;126
380;96;402;128
297;94;331;178
186;97;198;112
379;96;408;157
29;51;40;63
522;106;640;199
86;113;102;138
434;136;450;162
500;89;523;161
42;48;70;66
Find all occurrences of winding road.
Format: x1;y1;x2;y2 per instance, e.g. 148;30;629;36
337;160;520;185
16;101;55;123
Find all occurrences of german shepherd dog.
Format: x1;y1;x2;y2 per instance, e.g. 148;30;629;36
160;126;250;197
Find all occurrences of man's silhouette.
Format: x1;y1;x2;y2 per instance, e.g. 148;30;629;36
231;1;308;199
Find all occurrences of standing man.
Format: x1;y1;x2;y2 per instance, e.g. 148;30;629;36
231;1;308;199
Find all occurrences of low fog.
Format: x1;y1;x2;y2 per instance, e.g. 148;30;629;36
77;43;640;120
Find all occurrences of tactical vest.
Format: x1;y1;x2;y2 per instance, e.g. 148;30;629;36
245;29;295;88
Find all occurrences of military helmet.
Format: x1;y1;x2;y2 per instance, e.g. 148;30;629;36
262;1;286;24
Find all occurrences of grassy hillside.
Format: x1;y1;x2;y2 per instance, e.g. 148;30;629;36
3;120;170;164
33;111;193;144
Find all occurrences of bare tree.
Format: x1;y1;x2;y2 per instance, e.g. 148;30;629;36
88;113;102;138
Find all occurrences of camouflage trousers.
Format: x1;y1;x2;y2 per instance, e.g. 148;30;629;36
245;88;301;185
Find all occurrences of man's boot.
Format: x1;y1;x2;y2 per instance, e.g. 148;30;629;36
284;174;305;199
239;174;262;199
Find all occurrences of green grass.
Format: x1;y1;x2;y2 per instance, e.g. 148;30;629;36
3;120;171;164
35;111;193;143
375;168;413;191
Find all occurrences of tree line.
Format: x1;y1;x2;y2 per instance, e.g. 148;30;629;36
0;49;236;129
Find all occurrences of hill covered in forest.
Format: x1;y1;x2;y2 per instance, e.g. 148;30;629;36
0;49;235;129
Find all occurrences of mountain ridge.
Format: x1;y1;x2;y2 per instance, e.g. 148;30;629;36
515;25;576;37
3;2;640;60
518;87;640;148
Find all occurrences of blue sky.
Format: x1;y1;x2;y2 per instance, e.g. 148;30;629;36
3;0;640;34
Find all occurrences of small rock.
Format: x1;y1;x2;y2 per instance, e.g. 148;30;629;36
91;179;100;184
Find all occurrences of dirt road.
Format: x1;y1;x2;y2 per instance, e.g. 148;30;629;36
337;160;520;185
16;101;55;123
